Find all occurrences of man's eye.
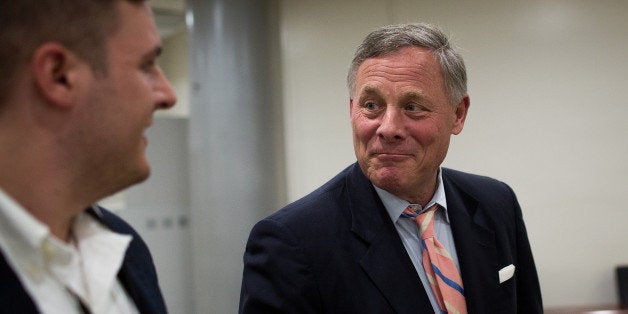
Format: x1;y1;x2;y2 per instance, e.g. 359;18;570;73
406;103;419;111
364;102;378;110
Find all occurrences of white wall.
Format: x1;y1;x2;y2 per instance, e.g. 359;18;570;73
280;0;628;308
118;117;193;314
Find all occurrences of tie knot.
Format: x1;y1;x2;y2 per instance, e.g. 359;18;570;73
401;205;419;218
417;204;438;239
401;204;439;239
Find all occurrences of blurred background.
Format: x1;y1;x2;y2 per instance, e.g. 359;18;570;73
101;0;628;312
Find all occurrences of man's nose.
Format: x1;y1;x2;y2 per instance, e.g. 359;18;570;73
376;107;405;142
155;66;177;110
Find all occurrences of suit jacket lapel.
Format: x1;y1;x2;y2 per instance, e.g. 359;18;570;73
87;207;163;314
346;164;433;314
443;169;500;313
117;260;157;313
0;251;39;313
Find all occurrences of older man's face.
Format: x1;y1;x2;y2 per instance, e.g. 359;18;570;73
350;46;468;204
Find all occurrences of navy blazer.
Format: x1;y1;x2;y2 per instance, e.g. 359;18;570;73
240;163;542;313
0;207;167;314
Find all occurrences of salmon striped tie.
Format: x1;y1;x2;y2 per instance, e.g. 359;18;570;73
403;205;467;314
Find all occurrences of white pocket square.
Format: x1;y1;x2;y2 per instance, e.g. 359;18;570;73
498;264;515;283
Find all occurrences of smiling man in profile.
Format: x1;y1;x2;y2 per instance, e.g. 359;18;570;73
240;23;542;313
0;0;176;313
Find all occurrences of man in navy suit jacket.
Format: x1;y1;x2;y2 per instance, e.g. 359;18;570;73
240;23;542;313
0;0;176;312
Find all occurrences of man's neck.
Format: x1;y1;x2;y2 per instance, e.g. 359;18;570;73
0;154;87;242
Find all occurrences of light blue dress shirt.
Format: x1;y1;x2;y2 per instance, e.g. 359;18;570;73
374;169;461;313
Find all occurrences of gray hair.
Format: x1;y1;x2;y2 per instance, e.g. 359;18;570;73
347;23;467;106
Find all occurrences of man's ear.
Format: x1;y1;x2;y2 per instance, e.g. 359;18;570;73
451;95;470;135
349;98;354;115
30;42;83;108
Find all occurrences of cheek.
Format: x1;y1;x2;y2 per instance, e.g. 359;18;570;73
415;125;438;144
413;117;448;143
352;117;377;144
413;123;452;162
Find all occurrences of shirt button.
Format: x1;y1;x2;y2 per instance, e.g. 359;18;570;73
41;241;57;261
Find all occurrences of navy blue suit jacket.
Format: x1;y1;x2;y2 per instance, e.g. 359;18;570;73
0;207;167;313
240;163;542;313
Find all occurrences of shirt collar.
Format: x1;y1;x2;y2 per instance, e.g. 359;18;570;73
0;187;132;309
375;168;450;224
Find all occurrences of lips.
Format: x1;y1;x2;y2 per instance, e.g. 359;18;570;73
371;152;413;162
370;150;414;156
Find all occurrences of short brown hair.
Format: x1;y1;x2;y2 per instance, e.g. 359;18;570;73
0;0;145;105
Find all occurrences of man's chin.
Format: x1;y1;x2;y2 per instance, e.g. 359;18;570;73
135;162;151;183
368;171;405;192
122;161;151;188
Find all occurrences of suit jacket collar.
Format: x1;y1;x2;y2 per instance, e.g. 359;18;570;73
345;163;433;313
88;207;166;314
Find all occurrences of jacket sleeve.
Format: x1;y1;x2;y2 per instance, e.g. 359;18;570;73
239;217;322;314
509;187;543;312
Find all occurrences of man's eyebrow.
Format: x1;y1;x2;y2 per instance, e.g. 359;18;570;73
399;91;427;103
355;85;384;104
357;85;383;98
360;85;378;94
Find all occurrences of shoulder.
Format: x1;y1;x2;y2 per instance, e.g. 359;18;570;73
92;206;138;234
443;168;515;197
247;164;360;253
89;206;153;260
442;168;522;214
91;206;147;246
443;167;508;187
267;164;355;225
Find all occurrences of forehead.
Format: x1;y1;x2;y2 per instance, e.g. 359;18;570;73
106;1;160;61
354;47;444;94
